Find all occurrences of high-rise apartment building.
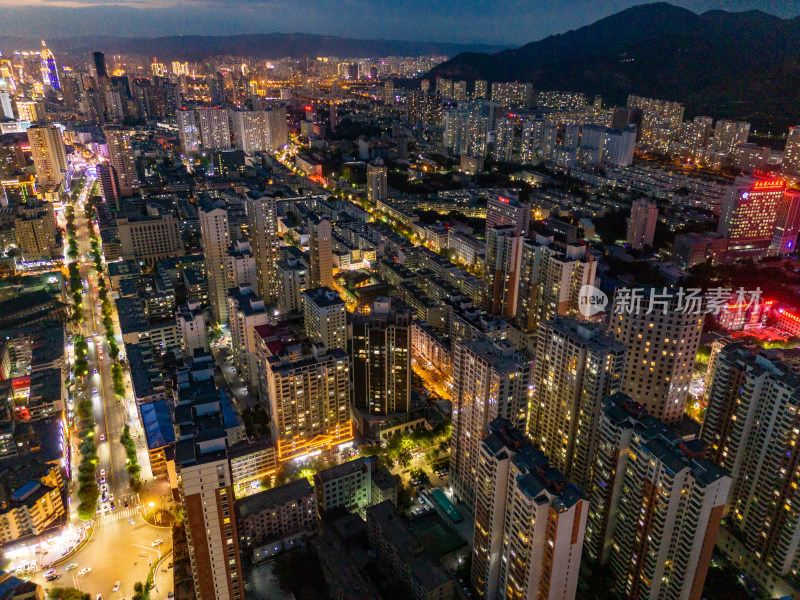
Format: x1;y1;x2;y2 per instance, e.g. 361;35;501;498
769;190;800;255
245;194;279;304
39;42;60;91
266;107;288;149
97;162;122;210
520;118;545;162
516;236;598;332
176;302;208;357
784;126;800;174
712;120;750;154
92;51;108;79
452;80;467;101
352;298;412;416
302;287;347;352
529;318;627;490
15;202;57;261
473;80;487;99
383;79;394;104
103;126;138;196
177;109;201;153
226;240;257;289
173;377;245;600
231;110;269;154
586;393;730;600
611;290;703;423
26;125;68;189
484;226;523;318
227;284;270;389
308;214;333;289
473;418;587;600
450;336;532;507
486;193;529;235
276;256;308;314
493;117;514;162
718;175;786;260
366;159;387;204
196;108;231;150
199;196;231;324
626;198;658;250
265;342;351;462
701;343;800;578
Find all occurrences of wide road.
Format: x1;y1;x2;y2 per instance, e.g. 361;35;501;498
31;175;174;599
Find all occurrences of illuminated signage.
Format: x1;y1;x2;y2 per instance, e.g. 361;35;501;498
752;180;786;191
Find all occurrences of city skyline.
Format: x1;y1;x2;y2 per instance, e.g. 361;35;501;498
0;0;798;44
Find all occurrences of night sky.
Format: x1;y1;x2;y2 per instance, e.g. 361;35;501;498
1;0;799;45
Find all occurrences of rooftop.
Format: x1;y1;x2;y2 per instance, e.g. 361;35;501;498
236;479;314;519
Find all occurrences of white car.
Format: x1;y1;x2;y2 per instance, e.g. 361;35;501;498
100;469;105;477
78;567;91;575
152;539;163;547
112;582;120;592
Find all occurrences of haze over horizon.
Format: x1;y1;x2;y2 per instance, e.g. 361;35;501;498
1;0;799;46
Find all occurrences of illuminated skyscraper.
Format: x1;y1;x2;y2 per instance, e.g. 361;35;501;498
351;298;412;417
472;418;587;600
366;159;387;204
246;194;279;304
26;125;68;189
484;225;523;318
309;214;333;289
177;110;201;154
718;175;787;260
196;108;231;150
103;126;137;196
39;41;60;91
586;393;730;600
198;196;231;324
701;343;800;581
529;318;626;490
611;290;703;424
96;162;122;210
784;126;800;174
493;117;514;162
450;336;531;507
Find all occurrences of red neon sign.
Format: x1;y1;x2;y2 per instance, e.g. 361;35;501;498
752;180;786;191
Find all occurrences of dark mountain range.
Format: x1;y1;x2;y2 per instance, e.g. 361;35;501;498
0;33;506;62
427;2;800;132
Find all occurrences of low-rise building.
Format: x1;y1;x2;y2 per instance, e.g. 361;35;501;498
236;478;317;559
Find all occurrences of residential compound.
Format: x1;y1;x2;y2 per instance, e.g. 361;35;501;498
473;418;587;600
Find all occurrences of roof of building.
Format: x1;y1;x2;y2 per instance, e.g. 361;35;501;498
365;500;452;593
140;400;175;450
315;456;372;484
236;479;314;519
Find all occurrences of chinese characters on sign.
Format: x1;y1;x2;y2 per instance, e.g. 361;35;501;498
612;287;762;316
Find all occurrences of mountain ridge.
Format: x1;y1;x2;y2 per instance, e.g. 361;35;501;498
426;2;800;131
0;33;507;61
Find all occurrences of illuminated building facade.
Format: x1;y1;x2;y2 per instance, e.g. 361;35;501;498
529;318;626;490
26;125;68;189
718;176;787;260
450;336;532;507
265;342;351;462
701;343;800;578
472;418;587;600
586;393;730;600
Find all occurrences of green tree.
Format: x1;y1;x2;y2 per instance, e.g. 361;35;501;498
47;588;90;600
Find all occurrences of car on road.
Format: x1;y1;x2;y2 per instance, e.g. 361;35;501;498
101;492;107;502
152;539;162;546
99;434;105;441
123;501;129;509
78;567;91;575
92;388;97;395
110;500;116;510
45;574;60;582
93;369;98;374
100;469;105;477
65;564;78;571
44;569;55;577
127;518;135;525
